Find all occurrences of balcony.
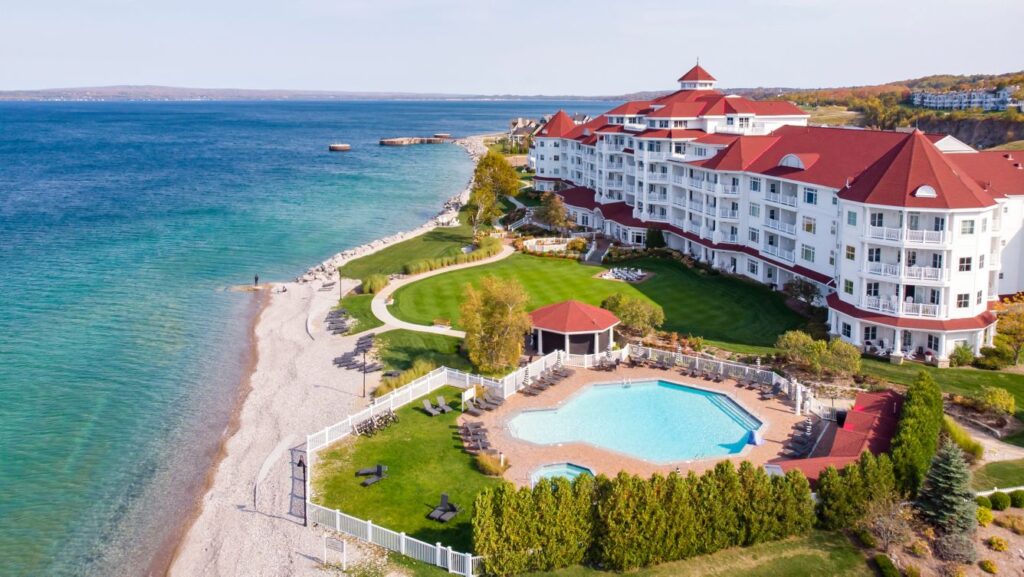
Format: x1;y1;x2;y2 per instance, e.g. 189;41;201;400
625;165;636;176
765;219;797;235
624;122;647;132
861;296;945;317
671;196;687;208
862;296;899;314
606;162;624;171
905;229;946;244
646;172;669;183
718;208;739;219
704;204;717;216
671;175;686;186
688;200;703;211
902;302;943;317
716;232;738;244
763;244;795;262
903;265;946;282
720;184;740;195
867;226;902;242
865;262;900;278
993;219;1002;232
991;252;1001;268
702;180;718;192
648;193;668;203
688;178;704;189
764;191;798;207
686;221;702;235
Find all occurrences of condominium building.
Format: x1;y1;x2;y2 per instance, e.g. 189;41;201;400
911;86;1018;111
530;64;1024;366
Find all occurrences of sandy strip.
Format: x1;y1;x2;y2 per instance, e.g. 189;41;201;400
167;136;492;576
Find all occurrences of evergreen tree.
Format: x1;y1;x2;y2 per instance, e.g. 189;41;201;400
738;461;776;545
782;469;815;536
660;472;698;561
473;487;500;574
816;466;855;530
891;371;944;494
531;479;559;571
711;461;744;550
915;441;978;537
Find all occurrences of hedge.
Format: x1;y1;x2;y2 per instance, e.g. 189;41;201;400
361;274;388;294
873;554;900;577
403;236;503;275
815;452;897;530
890;371;945;495
473;461;814;575
942;415;984;461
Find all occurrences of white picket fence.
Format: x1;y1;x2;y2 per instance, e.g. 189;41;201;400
304;344;793;575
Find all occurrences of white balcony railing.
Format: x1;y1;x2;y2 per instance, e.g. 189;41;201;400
861;296;944;317
704;205;717;216
717;232;738;244
902;302;942;317
702;180;717;192
862;296;899;314
624;122;647;132
607;162;624;171
905;229;946;244
671;175;686;186
763;244;795;262
719;208;739;219
721;184;740;195
648;194;668;202
764;191;798;207
903;265;946;282
866;262;900;278
990;252;1001;268
686;221;701;235
689;178;704;189
646;172;669;183
688;200;703;211
765;219;797;235
867;226;902;242
866;227;947;244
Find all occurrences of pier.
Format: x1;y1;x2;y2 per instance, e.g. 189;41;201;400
379;134;454;146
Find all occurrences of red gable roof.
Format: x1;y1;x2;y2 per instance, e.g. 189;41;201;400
690;135;779;171
645;101;709;118
948;150;1024;199
537;110;576;138
530;300;619;334
839;130;996;209
636;128;707;140
678;64;716;82
605;101;653;116
557;186;599;210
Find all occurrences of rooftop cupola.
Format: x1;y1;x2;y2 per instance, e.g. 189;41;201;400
677;62;717;91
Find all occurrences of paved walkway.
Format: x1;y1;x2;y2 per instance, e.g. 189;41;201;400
370;244;516;338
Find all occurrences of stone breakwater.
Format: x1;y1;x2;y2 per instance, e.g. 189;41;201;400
296;135;492;284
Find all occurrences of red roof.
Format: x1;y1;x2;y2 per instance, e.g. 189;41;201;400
678;64;716;82
530;300;619;333
690;135;779;171
948;150;1024;199
839;130;996;209
645;102;708;118
826;293;998;331
605;101;653;116
557;186;599;210
692;133;743;146
636;128;707;140
537;110;576;138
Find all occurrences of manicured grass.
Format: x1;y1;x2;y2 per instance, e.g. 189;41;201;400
388;531;870;577
972;459;1024;491
339;294;383;335
337;212;475;279
804;105;864;126
312;387;500;552
389;254;804;347
377;329;473;372
991;140;1024;151
514;189;543;207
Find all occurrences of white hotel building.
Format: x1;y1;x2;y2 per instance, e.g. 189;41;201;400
530;65;1024;366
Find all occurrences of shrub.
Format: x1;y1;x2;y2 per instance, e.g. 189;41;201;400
975;344;1015;370
979;559;998;574
475;453;509;476
977;387;1016;416
941;563;967;577
644;228;666;249
892;371;945;495
934;533;977;564
908;539;929;557
904;565;921;577
977;506;994;527
976;495;993;509
853;527;877;548
375;359;436;397
987;536;1008;552
361;274;388;294
566;237;587;252
942;416;984;461
950;343;975;367
995;513;1024;535
991;492;1011;511
601;293;664;335
1011;490;1024;508
873;554;900;577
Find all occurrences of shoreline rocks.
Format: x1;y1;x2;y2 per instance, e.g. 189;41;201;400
295;135;490;285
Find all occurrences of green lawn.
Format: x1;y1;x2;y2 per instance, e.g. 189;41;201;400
377;329;473;372
388;254;804;348
972;459;1024;491
991;140;1024;151
339;294;383;335
313;386;500;552
389;531;870;577
337;212;475;279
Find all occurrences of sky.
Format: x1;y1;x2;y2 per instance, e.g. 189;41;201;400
2;0;1022;94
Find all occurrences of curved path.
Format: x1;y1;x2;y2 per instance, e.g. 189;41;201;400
370;244;516;338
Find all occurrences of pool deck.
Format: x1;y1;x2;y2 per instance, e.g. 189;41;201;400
460;365;807;486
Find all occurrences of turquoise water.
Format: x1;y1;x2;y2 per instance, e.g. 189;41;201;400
0;100;612;576
530;463;595;486
508;381;761;464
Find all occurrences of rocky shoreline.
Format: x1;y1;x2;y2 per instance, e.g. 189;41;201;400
296;134;492;284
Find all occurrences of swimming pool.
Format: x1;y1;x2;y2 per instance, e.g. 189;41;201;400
530;463;595;486
507;380;761;464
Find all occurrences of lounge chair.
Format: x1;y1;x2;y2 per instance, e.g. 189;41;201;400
463;399;484;417
439;505;460;523
428;494;450;520
474;396;498;410
483;391;505;406
436;396;454;413
361;469;388;486
422;399;441;417
355;464;387;477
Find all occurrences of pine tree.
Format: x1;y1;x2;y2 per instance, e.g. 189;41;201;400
891;371;944;494
661;472;698;561
473;487;500;574
711;461;743;550
531;478;559;571
915;441;978;537
738;461;775;545
782;469;815;536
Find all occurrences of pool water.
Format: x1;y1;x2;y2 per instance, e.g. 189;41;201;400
508;380;761;464
530;463;595;486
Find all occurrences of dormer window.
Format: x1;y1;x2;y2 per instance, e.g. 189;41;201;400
913;185;937;198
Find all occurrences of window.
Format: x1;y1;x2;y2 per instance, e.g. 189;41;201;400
956;293;969;308
802;217;816;234
748;228;760;243
977;291;984;305
841;323;852;338
870;212;884;227
958;257;972;272
864;326;877;342
867;248;881;262
803;188;818;205
979;254;985;269
982;218;988;232
847;211;857;226
866;282;879;297
749;203;760;218
553;155;559;161
961;220;975;234
845;246;856;261
750;178;761;192
747;261;759;275
829;251;836;266
927;334;940;353
801;245;815;262
844;279;854;295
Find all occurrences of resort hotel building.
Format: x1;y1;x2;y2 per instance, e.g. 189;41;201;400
530;64;1024;366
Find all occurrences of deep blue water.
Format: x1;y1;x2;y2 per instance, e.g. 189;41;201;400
0;100;612;576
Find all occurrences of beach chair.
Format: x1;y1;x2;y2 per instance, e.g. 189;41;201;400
463;399;484;417
422;399;441;417
483;390;505;406
439;504;460;523
356;464;387;477
436;396;454;413
361;468;388;487
428;494;450;520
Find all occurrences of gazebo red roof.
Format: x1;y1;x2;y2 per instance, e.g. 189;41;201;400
529;300;619;334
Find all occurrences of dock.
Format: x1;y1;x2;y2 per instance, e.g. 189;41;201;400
379;134;454;146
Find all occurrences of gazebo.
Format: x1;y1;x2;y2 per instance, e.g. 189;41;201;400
529;300;619;355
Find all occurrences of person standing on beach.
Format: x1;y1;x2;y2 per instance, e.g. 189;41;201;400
254;273;259;287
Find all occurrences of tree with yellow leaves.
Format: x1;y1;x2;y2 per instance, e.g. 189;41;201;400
994;293;1024;365
461;276;532;373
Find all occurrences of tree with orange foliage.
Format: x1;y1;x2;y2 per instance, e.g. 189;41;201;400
994;293;1024;365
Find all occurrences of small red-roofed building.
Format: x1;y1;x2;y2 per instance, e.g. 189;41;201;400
529;300;620;355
